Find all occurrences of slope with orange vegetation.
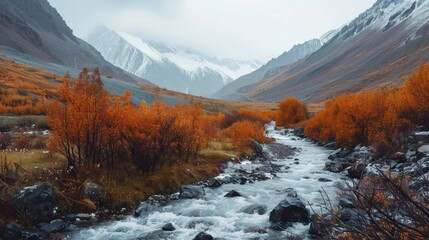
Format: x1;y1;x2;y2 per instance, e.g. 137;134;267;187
0;59;63;115
139;84;278;113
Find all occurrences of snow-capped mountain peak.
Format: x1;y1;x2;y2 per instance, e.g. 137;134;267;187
338;0;429;40
87;27;261;96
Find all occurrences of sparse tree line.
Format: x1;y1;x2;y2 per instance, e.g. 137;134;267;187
47;68;273;176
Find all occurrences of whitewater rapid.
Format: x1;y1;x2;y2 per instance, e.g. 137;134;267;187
72;123;346;239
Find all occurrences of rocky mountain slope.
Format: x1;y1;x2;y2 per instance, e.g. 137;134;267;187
0;0;149;84
87;27;262;96
247;0;429;103
213;38;326;100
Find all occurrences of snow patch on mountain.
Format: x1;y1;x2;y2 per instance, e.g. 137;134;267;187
116;31;163;62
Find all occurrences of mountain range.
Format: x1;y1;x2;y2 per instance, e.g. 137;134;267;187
0;0;428;106
86;27;262;96
237;0;429;103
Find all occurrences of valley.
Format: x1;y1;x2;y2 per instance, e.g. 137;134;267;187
0;0;429;239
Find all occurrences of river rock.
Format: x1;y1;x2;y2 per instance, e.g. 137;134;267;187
193;232;214;240
391;152;407;163
323;142;337;149
38;219;68;233
161;223;175;231
318;178;332;182
325;160;347;172
250;139;264;157
75;213;92;221
206;178;222;188
347;162;366;179
0;222;47;240
328;148;350;160
418;145;429;155
241;204;267;215
338;198;354;208
135;202;155;217
179;185;205;199
308;214;331;237
82;182;105;205
12;183;56;223
293;127;305;138
224;190;242;198
269;198;310;230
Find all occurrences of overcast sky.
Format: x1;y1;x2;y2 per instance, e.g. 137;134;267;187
48;0;376;62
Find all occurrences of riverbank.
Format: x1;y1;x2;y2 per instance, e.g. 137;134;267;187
0;138;257;235
69;123;344;239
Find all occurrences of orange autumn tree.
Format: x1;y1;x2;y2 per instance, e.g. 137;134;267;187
276;97;307;127
47;68;110;175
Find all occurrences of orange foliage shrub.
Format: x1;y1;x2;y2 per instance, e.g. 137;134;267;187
304;90;411;154
402;64;429;127
221;109;276;129
222;120;267;147
276;97;307;127
302;63;429;155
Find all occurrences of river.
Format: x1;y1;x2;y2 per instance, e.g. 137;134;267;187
71;123;346;239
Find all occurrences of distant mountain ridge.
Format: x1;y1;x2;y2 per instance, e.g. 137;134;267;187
212;31;338;100
87;27;262;96
246;0;429;103
0;0;151;84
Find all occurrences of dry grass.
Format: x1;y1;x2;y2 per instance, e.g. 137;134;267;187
0;150;65;172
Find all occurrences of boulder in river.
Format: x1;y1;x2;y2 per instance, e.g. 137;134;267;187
134;202;154;217
325;160;347;172
193;231;214;240
12;183;56;223
179;185;205;199
161;223;175;231
224;190;242;198
206;178;222;188
269;197;310;230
